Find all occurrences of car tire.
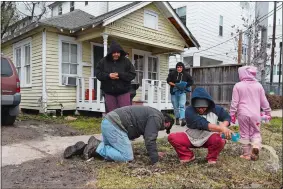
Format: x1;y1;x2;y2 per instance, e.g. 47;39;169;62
1;114;16;126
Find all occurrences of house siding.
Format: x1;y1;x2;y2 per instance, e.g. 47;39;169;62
105;3;186;51
108;2;132;11
169;2;255;68
45;31;77;110
1;33;43;110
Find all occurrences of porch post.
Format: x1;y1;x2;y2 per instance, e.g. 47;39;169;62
103;33;108;56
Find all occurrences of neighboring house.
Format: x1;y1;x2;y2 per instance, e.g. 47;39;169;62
1;2;200;113
49;1;133;17
168;2;255;68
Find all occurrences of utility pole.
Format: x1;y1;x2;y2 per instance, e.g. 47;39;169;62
247;33;252;65
270;1;277;87
238;30;243;64
279;42;282;89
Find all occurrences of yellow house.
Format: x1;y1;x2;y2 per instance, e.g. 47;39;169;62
1;2;199;113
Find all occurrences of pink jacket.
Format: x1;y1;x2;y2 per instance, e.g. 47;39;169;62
230;66;271;117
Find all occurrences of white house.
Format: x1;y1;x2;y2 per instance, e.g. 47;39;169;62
168;2;255;68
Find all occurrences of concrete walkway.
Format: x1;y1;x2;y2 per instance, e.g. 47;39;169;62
2;110;281;166
1;125;186;167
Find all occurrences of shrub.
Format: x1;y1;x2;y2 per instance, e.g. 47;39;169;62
266;94;283;110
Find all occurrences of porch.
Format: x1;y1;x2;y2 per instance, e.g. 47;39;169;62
76;77;173;112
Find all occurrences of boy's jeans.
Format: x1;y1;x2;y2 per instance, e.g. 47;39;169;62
96;119;134;162
171;93;186;119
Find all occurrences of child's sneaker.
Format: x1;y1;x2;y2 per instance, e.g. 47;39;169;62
240;155;251;160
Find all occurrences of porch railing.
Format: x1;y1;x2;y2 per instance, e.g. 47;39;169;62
76;77;105;112
141;79;172;110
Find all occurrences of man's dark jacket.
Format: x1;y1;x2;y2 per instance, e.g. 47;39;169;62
95;41;136;95
106;106;165;164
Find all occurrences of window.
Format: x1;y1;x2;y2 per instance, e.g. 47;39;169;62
219;15;223;36
148;57;158;80
70;2;74;12
144;10;158;30
13;39;32;87
58;4;62;15
61;42;78;85
85;1;88;6
277;64;282;75
1;58;13;77
134;55;144;86
175;6;186;26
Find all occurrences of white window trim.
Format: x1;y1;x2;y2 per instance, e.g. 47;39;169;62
58;35;82;86
144;10;159;30
13;37;32;88
131;49;159;90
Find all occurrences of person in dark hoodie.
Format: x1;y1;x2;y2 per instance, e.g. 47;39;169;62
95;41;136;112
63;106;174;165
168;87;232;164
167;62;194;126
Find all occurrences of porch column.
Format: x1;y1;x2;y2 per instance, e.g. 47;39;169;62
103;33;108;56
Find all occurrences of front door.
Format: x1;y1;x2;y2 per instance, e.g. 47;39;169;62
93;45;104;77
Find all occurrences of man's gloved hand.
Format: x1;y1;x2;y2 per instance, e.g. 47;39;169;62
230;114;236;124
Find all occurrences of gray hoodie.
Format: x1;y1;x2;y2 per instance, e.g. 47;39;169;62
105;106;165;164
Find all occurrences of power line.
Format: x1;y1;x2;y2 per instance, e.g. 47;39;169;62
193;4;282;55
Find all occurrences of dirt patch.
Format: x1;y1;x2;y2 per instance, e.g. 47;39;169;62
1;120;83;145
1;155;97;189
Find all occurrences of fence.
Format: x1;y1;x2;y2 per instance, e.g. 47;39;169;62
261;83;282;96
170;64;244;108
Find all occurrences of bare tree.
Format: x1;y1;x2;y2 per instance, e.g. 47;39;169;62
18;2;49;20
231;13;272;83
1;2;19;39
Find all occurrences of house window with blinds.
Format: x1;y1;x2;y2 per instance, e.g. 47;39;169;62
144;10;158;30
13;42;31;87
70;2;74;12
148;57;158;80
219;15;223;36
61;42;78;85
58;4;62;15
134;54;144;86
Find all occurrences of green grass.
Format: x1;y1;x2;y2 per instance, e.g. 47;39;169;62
18;113;102;134
86;118;282;189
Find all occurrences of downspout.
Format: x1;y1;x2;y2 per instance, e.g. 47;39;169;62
42;28;48;113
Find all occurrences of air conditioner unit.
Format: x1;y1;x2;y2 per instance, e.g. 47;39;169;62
63;76;77;86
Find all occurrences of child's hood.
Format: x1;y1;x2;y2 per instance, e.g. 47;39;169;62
238;66;257;81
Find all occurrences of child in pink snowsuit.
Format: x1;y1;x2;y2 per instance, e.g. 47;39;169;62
230;66;271;161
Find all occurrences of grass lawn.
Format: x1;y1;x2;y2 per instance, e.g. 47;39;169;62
87;118;282;189
18;113;102;134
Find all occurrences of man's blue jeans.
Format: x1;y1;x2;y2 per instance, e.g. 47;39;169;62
96;119;134;162
171;93;186;119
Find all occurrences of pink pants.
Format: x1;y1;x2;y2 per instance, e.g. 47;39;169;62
238;115;262;156
168;132;226;162
104;92;131;113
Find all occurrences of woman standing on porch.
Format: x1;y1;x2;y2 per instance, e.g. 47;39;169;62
167;62;194;126
95;41;136;112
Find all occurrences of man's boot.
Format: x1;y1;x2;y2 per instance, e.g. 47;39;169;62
83;136;101;160
64;141;87;159
176;118;180;125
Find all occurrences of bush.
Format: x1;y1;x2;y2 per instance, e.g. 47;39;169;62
266;94;283;110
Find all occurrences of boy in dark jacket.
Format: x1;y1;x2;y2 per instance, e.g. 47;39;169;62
167;62;194;126
64;106;174;165
168;87;232;164
95;41;136;112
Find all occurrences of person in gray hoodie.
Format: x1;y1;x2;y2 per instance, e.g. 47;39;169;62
64;106;174;165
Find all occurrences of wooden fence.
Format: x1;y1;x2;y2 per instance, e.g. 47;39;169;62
170;64;244;108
